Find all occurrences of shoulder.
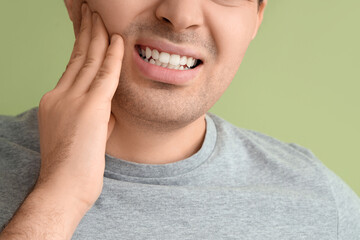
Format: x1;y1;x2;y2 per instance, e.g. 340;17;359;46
207;112;322;169
0;108;41;229
0;107;40;152
321;165;360;239
207;113;360;238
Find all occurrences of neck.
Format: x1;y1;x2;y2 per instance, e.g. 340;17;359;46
105;112;207;165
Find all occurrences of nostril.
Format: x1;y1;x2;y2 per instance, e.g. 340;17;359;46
162;17;171;24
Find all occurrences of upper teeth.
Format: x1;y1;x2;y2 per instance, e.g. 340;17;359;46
139;46;198;70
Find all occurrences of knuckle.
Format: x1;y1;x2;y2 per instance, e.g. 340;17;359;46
41;91;53;101
72;50;85;61
68;51;85;66
90;80;102;91
79;23;88;35
96;68;111;79
39;91;54;109
82;57;97;69
106;51;117;59
91;34;102;42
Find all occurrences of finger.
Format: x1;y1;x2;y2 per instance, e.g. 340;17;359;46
107;113;116;140
70;12;108;94
89;35;124;100
55;3;92;91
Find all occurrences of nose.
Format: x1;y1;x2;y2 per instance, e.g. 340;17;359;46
155;0;204;32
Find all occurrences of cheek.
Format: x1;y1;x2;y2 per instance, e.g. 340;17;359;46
90;1;146;35
201;10;258;100
206;7;258;68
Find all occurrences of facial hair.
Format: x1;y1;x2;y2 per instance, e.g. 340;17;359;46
111;16;228;133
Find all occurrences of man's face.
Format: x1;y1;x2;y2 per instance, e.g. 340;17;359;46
67;0;265;130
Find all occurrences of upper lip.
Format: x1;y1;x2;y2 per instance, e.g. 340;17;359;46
135;38;204;62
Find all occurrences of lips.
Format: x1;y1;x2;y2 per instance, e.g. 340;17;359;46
136;38;204;62
132;38;204;85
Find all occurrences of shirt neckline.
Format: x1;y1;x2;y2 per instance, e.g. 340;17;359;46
104;114;217;179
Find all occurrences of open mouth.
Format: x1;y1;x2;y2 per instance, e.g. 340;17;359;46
135;45;203;71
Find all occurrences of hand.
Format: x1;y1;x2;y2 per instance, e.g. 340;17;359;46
36;3;124;211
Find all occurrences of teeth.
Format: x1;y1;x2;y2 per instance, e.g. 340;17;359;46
141;49;146;58
152;49;159;60
168;64;176;69
179;56;187;65
149;60;184;71
169;54;180;66
138;46;200;70
146;47;152;59
159;52;170;64
186;57;194;68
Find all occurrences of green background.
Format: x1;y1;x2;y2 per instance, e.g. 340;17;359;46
0;1;359;196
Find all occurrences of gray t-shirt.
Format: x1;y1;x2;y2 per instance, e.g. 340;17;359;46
1;107;359;239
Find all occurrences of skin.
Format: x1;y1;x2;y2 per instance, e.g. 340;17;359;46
67;0;267;164
0;0;266;239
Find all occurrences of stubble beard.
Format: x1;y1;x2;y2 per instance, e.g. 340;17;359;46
108;18;231;133
111;58;215;133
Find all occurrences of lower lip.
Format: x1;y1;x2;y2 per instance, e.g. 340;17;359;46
133;47;202;85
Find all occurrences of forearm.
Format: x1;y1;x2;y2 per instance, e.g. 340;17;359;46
0;3;122;239
0;186;87;240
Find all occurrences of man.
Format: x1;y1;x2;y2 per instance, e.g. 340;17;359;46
0;0;359;239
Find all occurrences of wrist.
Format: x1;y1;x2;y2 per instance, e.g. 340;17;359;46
33;180;92;217
0;185;89;240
